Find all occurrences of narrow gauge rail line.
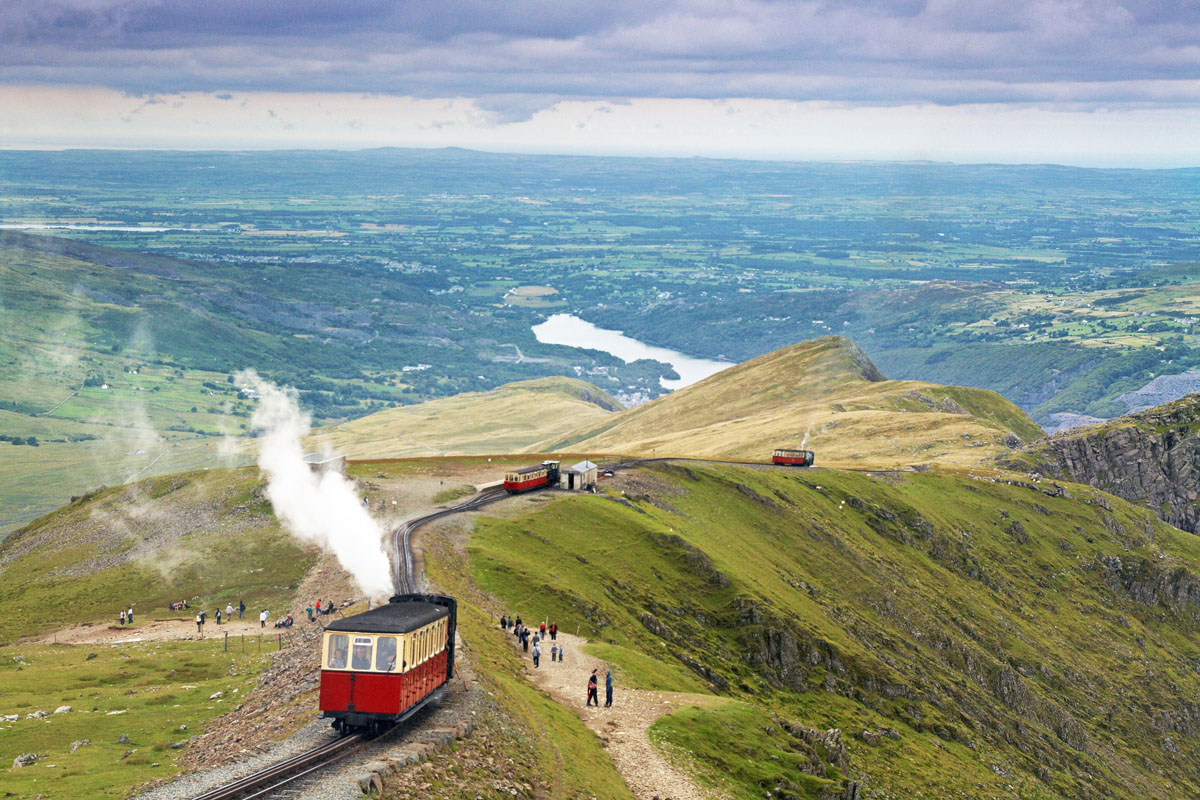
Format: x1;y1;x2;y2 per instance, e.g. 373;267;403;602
392;486;509;594
188;732;365;800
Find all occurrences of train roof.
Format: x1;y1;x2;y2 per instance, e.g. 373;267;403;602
508;464;547;475
325;600;448;634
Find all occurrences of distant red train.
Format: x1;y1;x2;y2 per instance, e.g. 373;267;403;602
772;448;815;467
318;594;456;734
503;460;560;493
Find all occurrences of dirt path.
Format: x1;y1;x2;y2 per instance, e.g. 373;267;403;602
505;628;727;800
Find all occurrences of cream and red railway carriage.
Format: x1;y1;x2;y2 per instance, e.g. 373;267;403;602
318;594;456;733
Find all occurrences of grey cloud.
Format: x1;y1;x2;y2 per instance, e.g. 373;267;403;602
3;0;1200;112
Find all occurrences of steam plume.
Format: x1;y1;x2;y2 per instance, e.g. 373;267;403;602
800;424;812;449
237;370;392;599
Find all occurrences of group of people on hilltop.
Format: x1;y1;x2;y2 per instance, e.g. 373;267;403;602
499;613;615;707
125;594;341;638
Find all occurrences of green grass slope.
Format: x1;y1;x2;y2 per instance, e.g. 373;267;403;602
0;467;314;643
311;376;622;459
467;462;1200;799
539;336;1043;468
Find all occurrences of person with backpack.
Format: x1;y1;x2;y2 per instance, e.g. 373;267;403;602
587;670;599;706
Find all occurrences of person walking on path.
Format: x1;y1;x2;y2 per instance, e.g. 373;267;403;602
306;604;314;622
540;622;546;639
550;623;557;641
605;669;614;707
522;629;530;652
500;614;507;629
120;609;126;626
551;643;558;662
587;670;599;706
196;612;204;636
532;640;541;668
559;644;565;662
239;600;245;619
127;606;134;625
226;603;234;621
216;608;222;625
260;609;269;628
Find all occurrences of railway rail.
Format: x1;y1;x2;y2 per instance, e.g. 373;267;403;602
188;731;365;800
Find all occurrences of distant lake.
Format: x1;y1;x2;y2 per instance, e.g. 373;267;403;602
532;313;734;391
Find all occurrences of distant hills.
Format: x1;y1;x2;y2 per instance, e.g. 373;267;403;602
536;336;1043;468
320;335;1042;469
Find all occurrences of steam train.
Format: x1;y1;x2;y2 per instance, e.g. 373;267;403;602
503;460;560;493
318;594;456;733
772;448;815;467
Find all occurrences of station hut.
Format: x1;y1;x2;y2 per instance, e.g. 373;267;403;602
562;460;598;491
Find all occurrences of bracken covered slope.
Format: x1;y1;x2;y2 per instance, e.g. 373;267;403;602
537;336;1042;468
1001;392;1200;534
468;461;1200;799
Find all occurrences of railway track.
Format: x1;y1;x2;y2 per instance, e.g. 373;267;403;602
392;486;509;594
188;732;366;800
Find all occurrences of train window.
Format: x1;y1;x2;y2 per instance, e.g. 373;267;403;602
327;634;349;669
351;636;373;670
376;636;397;672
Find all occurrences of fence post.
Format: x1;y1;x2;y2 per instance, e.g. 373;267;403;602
224;631;228;652
258;634;261;653
278;633;282;651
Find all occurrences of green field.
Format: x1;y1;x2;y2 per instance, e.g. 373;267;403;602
0;638;271;800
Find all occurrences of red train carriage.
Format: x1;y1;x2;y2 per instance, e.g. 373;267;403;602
319;594;456;733
772;448;815;467
503;460;560;493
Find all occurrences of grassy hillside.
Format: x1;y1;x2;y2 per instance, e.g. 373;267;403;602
0;467;313;643
540;336;1043;468
311;377;621;459
466;461;1200;799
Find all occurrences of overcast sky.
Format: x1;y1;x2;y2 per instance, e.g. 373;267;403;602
3;0;1200;165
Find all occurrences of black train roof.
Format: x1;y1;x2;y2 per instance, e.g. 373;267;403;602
325;601;448;634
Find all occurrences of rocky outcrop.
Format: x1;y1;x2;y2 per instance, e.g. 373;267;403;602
1005;394;1200;534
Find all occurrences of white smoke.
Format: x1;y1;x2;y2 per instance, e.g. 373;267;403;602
237;370;393;600
800;424;813;449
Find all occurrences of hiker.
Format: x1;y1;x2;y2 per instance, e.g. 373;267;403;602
120;609;126;626
540;622;546;639
226;603;234;621
195;613;203;635
587;670;599;706
522;629;530;653
605;670;613;707
500;614;507;629
551;643;558;662
532;640;541;668
515;615;522;630
260;609;269;628
550;623;557;641
323;600;333;615
239;600;245;619
127;606;134;625
216;608;222;625
558;644;565;662
306;605;314;622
